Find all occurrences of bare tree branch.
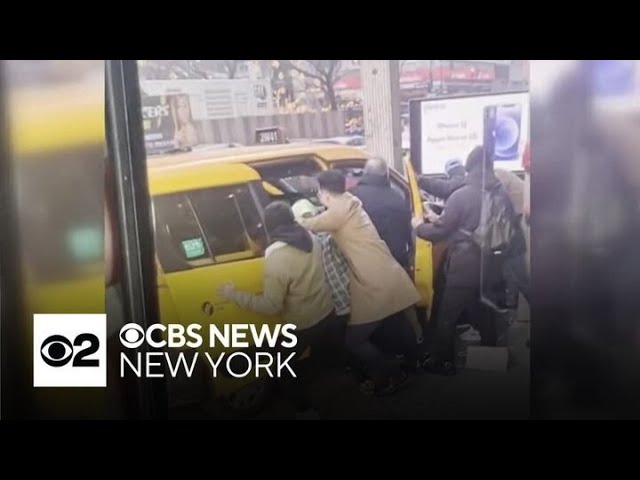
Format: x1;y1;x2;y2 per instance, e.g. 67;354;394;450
224;60;240;79
280;60;325;82
279;60;344;110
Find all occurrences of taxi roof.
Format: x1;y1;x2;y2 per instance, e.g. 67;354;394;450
148;161;262;196
147;143;367;195
147;142;368;170
147;143;368;196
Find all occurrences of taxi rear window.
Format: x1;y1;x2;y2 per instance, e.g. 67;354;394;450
153;182;267;273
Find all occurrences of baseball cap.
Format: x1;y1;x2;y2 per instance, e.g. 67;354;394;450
292;199;322;222
445;158;464;176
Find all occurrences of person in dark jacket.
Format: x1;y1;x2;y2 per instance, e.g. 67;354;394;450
418;158;466;201
350;157;413;269
350;157;425;362
412;146;504;375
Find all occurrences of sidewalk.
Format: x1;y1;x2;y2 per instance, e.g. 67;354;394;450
171;302;530;420
254;310;530;420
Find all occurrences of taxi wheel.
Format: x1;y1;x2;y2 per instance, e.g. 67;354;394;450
217;378;275;418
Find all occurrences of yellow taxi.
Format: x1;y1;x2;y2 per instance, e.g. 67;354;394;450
148;142;434;415
148;143;433;311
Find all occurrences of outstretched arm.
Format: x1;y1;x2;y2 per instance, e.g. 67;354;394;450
299;204;347;233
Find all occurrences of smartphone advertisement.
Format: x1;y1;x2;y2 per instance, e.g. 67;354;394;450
410;92;529;175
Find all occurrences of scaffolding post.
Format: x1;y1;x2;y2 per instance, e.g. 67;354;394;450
361;60;402;172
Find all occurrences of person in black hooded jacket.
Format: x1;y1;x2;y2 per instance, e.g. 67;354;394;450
412;145;506;375
350;157;413;270
349;157;426;365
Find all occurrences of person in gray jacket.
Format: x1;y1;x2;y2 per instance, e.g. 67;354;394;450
413;146;509;375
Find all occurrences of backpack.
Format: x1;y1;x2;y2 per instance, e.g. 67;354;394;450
461;183;519;257
460;184;520;313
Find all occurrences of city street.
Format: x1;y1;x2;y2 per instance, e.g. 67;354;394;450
172;302;530;420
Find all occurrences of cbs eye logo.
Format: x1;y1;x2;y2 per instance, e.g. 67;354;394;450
119;323;145;348
33;314;107;387
40;333;100;368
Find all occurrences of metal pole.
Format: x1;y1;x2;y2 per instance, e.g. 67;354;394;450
0;61;30;419
105;60;168;420
361;60;402;172
429;59;433;93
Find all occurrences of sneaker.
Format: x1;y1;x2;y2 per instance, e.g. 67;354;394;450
376;372;412;397
423;359;457;376
456;324;472;335
459;327;481;344
419;352;432;365
359;379;376;396
400;350;431;374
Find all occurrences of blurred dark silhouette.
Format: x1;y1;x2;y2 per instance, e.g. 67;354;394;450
532;60;640;419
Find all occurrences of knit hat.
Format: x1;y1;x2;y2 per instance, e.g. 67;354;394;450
445;158;464;176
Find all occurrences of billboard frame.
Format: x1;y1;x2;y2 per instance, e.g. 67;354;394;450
409;89;529;175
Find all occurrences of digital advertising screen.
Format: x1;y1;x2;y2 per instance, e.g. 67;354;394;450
409;92;530;175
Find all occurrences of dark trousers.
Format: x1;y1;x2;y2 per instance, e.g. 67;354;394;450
345;315;411;384
322;313;349;370
504;253;530;307
372;311;422;364
429;286;497;363
280;313;332;412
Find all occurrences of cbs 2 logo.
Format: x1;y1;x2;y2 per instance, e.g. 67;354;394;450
40;334;100;368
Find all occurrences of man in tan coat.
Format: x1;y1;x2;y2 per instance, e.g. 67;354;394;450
300;170;421;396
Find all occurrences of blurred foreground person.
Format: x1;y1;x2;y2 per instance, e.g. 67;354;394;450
300;170;421;396
219;201;335;419
532;60;640;418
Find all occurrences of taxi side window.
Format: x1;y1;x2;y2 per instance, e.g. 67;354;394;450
153;184;267;273
153;193;212;272
190;185;266;259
